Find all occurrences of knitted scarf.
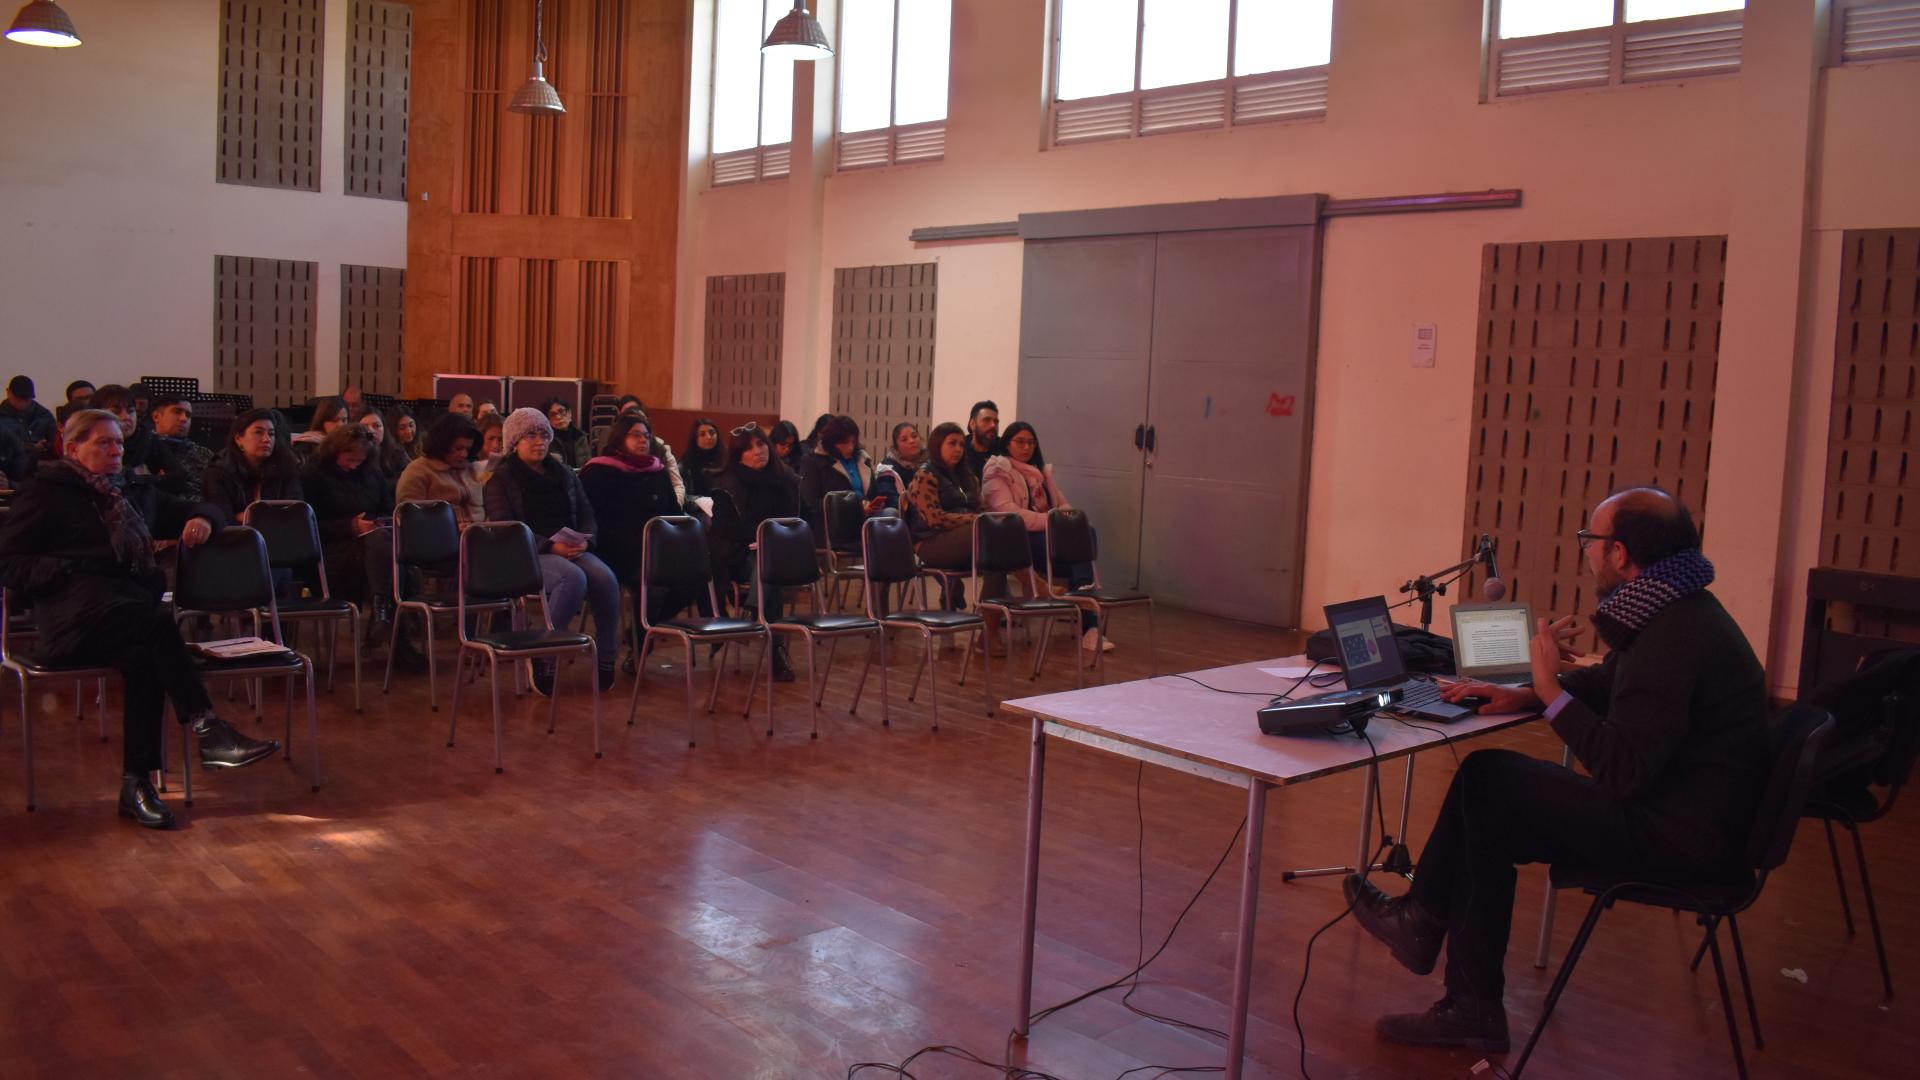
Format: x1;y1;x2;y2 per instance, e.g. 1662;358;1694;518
62;458;155;572
1590;548;1715;650
584;446;664;474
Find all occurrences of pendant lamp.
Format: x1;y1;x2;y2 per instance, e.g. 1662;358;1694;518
507;0;565;115
6;1;82;47
761;1;831;60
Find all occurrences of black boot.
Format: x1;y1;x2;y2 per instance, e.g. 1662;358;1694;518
1344;873;1445;976
190;713;280;769
390;622;429;672
529;659;556;698
771;641;796;683
118;774;175;829
1376;994;1510;1053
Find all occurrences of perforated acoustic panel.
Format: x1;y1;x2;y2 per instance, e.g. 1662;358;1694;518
831;263;936;447
453;257;630;382
215;255;318;408
218;0;324;192
347;0;412;200
341;265;406;398
704;274;785;414
1822;229;1920;576
1464;236;1724;651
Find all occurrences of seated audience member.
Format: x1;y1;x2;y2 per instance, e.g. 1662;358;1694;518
1345;487;1766;1055
905;421;1000;647
200;408;304;524
482;409;619;693
90;385;154;475
389;405;421;459
55;379;96;424
678;416;724;503
0;409;279;829
474;400;500;423
768;419;804;471
145;394;214;499
963;400;999;479
579;413;687;628
302;426;396;608
447;392;476;418
708;423;801;681
292;396;348;458
615;394;645;418
630;411;687;506
981;421;1103;653
0;420;26;489
883;421;927;487
396;414;488;528
340;385;363;410
350;403;412;485
0;375;57;464
473;412;507;483
545;398;592;469
798;415;899;538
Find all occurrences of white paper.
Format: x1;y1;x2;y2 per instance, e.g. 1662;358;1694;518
550;527;594;547
690;496;714;516
1259;664;1322;679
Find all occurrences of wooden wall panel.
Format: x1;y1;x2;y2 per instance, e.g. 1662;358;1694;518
218;0;324;192
704;273;785;413
346;0;413;200
1464;236;1724;650
341;264;407;397
215;255;318;408
831;263;937;446
408;0;684;405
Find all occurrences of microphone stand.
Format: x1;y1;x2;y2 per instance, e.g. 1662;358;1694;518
1399;555;1481;634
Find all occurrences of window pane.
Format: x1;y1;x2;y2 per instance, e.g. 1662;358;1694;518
1626;0;1743;21
894;0;951;126
711;0;763;153
1057;0;1138;100
760;0;794;145
838;0;894;132
1498;0;1612;39
1235;0;1333;76
1140;0;1228;90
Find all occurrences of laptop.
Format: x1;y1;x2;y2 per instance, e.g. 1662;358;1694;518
1449;601;1536;686
1318;596;1476;723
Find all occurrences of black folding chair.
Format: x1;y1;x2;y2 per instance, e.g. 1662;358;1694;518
625;515;769;747
972;513;1081;714
383;500;512;710
1;588;113;811
753;517;885;738
247;500;361;712
819;490;868;609
171;527;321;801
1045;508;1154;685
1511;705;1836;1079
862;516;983;731
445;522;600;773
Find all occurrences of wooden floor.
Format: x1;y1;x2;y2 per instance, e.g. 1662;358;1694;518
1;607;1915;1079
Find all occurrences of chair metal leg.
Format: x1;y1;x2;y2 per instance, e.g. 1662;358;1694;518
625;634;648;729
982;624;995;717
1726;914;1762;1050
382;607;402;692
1847;821;1894;1000
1095;607;1108;686
349;610;362;713
546;654;562;736
96;678;107;742
906;636;931;701
878;630;889;727
587;642;601;759
1704;922;1750;1079
1824;818;1857;936
684;637;698;747
325;620;338;692
805;635;820;739
1689;916;1715;973
1511;894;1607;1078
705;641;728;714
489;654;504;773
301;658;320;791
282;667;294;761
926;630;939;732
848;631;877;719
425;612;440;711
21;677;35;811
181;705;194;808
447;647;466;747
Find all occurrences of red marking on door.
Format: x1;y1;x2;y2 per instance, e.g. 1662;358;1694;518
1266;393;1295;417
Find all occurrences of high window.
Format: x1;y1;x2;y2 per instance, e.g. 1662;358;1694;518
835;0;951;170
1829;0;1920;66
1049;0;1333;147
710;0;794;186
1487;0;1746;98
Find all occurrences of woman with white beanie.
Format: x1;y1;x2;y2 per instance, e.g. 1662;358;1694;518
482;407;620;694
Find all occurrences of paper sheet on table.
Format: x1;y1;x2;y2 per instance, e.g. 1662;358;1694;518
1259;664;1324;679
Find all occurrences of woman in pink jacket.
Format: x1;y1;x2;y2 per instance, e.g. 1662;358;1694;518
980;421;1110;657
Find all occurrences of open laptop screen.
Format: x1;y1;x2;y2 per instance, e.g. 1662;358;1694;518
1451;602;1534;678
1323;596;1404;690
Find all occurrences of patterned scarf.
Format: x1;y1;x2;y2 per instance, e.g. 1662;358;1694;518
62;458;155;572
1590;548;1715;649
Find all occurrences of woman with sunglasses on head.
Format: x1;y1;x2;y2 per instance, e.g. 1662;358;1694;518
709;423;802;681
982;420;1108;658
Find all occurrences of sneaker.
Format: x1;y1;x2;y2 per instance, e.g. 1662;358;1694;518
1375;995;1510;1053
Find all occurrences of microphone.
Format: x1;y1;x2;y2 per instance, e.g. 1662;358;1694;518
1479;534;1508;601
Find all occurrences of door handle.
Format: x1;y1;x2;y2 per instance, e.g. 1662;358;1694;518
1134;423;1145;451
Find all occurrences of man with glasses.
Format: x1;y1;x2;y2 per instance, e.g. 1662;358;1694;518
1341;486;1767;1055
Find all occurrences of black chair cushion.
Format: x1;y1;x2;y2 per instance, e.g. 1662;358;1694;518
984;597;1079;614
657;616;764;637
5;654;119;676
274;596;356;616
1067;585;1151;604
468;628;592;653
885;610;984;629
774;613;878;633
1550;862;1755;913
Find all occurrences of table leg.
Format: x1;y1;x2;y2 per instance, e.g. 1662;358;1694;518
1225;778;1271;1080
1014;716;1048;1037
1282;760;1381;882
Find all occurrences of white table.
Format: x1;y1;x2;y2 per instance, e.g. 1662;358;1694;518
1002;656;1541;1079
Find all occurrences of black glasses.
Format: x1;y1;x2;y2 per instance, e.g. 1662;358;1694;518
1575;529;1617;552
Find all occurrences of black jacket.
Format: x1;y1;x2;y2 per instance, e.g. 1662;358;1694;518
200;448;304;523
481;455;598;554
148;435;214;499
302;459;395;546
551;425;592;470
0;465;224;657
1553;589;1769;861
0;399;56;456
578;459;681;584
708;463;799;579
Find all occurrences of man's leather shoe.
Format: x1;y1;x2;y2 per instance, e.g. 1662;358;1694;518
118;775;175;829
1345;873;1444;976
1376;995;1510;1053
191;714;280;768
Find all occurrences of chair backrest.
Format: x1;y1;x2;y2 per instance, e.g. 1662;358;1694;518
821;490;865;552
642;515;714;590
862;515;918;585
461;521;544;603
246;499;323;568
973;512;1033;575
1047;508;1097;566
757;517;820;589
177;526;278;616
395;500;459;567
1747;704;1836;872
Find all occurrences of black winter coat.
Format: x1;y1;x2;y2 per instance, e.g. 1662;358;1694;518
481;454;598;554
0;465;225;657
550;425;592;470
200;448;304;523
708;463;799;580
578;460;681;584
303;459;395;545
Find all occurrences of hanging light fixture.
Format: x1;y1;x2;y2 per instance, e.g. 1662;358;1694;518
507;0;565;115
5;1;82;47
761;0;831;60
